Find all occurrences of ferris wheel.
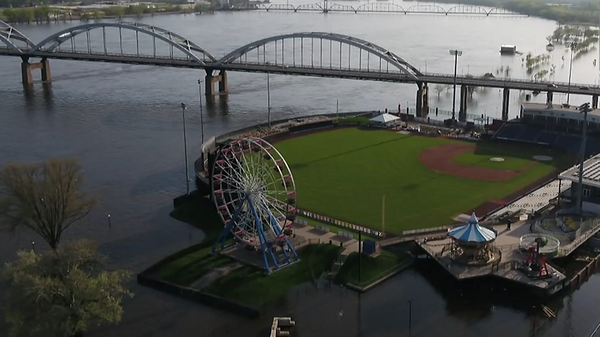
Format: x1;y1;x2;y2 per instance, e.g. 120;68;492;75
211;137;300;272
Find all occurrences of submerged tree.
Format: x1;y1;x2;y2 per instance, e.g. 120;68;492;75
2;239;133;337
0;159;96;249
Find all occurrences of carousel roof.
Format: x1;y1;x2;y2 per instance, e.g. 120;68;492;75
448;212;496;243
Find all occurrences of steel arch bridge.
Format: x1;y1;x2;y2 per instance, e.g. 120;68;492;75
250;2;521;15
216;32;423;80
29;22;217;64
0;20;36;53
0;21;423;82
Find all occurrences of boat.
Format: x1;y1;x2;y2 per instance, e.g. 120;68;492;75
500;45;517;55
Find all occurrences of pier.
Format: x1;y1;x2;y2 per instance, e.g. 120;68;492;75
418;178;600;296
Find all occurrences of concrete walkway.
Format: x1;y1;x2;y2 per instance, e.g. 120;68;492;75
292;222;359;255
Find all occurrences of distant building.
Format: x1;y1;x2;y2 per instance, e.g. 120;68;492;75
500;45;517;55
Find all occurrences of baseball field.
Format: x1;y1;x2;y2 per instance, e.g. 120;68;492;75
274;128;571;233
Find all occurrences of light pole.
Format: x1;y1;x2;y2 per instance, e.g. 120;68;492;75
576;102;591;214
267;64;272;128
408;299;413;336
449;49;463;121
567;42;577;105
180;103;190;195
197;79;205;144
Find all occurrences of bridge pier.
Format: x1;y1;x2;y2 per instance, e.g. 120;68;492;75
205;69;228;96
593;95;598;109
501;88;510;120
21;57;51;86
415;82;429;117
547;91;553;104
458;84;468;122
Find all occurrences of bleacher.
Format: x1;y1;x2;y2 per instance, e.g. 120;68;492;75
493;122;600;158
537;131;559;145
494;124;524;140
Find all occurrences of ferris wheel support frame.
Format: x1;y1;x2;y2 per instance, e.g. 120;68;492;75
212;193;299;273
209;139;300;274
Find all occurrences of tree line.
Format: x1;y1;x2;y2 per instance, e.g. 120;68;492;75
1;3;191;23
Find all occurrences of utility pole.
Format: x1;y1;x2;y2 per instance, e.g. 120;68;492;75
197;79;205;144
358;230;362;284
180;103;190;195
576;102;591;214
449;49;463;122
381;195;386;234
567;42;577;104
408;299;413;336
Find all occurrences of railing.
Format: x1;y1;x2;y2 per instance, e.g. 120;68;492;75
297;209;385;238
422;72;600;89
558;220;600;256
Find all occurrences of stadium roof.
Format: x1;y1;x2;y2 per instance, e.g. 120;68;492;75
448;212;496;244
559;153;600;189
521;102;600;123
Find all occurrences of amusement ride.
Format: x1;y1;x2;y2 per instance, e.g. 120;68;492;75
210;137;300;273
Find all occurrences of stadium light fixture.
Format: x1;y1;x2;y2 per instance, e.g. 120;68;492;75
449;50;463;122
576;102;591;214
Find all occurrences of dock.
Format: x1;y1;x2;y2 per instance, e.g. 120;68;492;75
418;178;600;296
418;221;568;295
270;317;295;337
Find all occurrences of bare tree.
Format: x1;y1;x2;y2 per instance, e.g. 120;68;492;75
434;84;446;98
0;159;96;249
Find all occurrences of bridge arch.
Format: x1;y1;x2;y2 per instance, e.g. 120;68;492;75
355;3;406;13
487;7;520;15
216;32;422;80
30;22;217;64
446;5;489;15
406;4;447;13
0;20;36;53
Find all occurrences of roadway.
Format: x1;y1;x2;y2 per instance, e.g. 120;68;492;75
2;48;600;96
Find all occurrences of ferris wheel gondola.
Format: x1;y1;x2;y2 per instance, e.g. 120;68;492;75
211;137;300;272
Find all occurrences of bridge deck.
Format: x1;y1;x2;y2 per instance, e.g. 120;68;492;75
2;47;598;95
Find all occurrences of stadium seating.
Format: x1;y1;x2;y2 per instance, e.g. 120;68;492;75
519;128;542;143
537;131;559;145
492;122;600;158
494;124;524;140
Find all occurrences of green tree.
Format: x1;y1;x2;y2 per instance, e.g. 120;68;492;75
0;159;96;249
104;6;125;18
33;6;51;23
2;239;133;337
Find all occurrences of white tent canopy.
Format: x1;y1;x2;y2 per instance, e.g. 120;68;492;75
369;113;401;125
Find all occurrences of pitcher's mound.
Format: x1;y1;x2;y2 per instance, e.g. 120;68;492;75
533;155;553;162
490;157;505;162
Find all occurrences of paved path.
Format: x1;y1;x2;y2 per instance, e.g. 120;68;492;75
292;223;359;255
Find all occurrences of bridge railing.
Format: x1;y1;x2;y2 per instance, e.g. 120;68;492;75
228;61;406;74
422;72;600;89
34;50;206;62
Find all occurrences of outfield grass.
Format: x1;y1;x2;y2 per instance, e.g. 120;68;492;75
334;250;403;287
275;128;569;232
452;142;558;170
204;244;342;306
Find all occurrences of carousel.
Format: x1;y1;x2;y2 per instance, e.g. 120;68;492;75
447;212;500;265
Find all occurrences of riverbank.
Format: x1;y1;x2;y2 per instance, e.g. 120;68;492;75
414;0;597;24
137;197;348;317
0;5;214;25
